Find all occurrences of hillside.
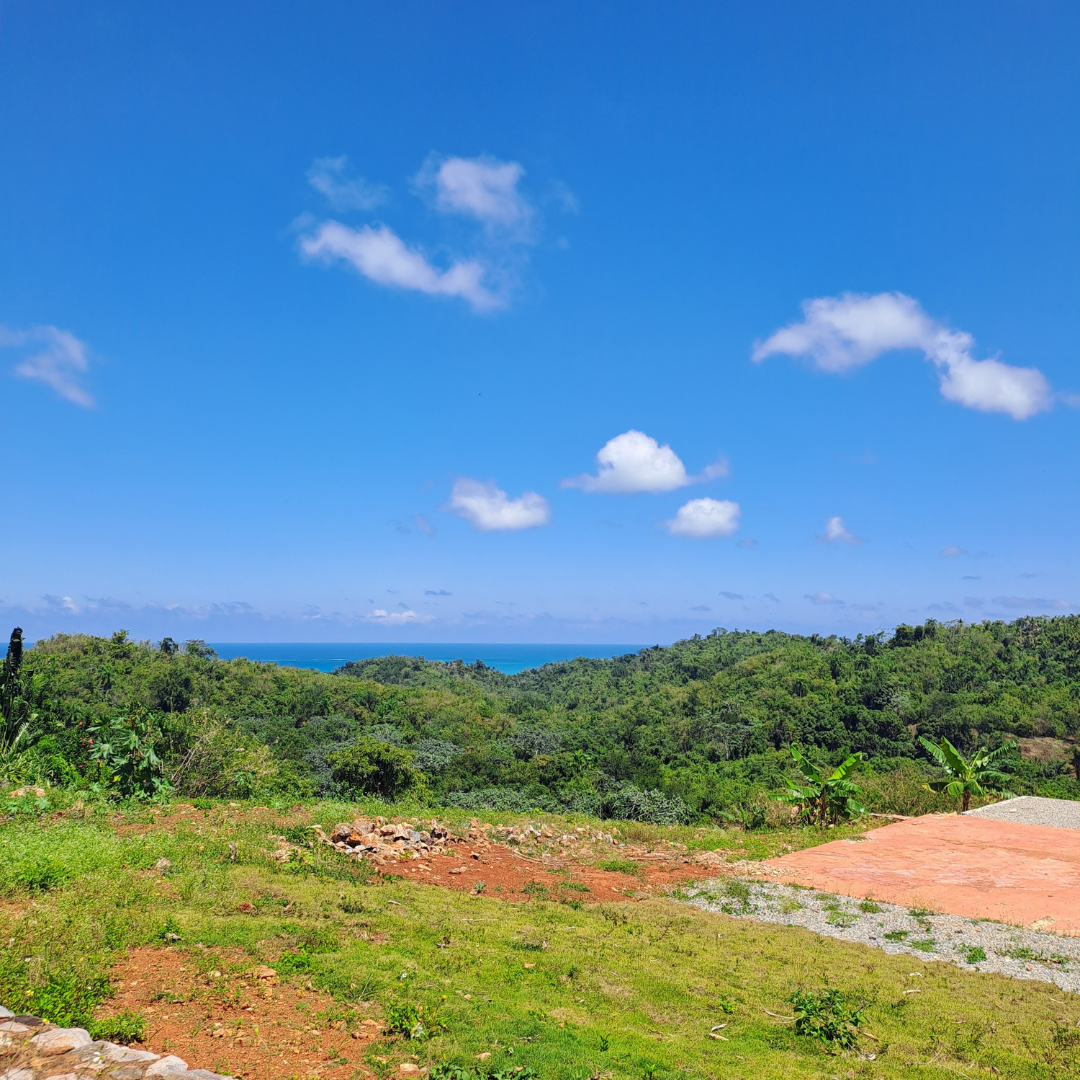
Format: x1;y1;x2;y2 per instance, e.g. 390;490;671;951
3;617;1077;819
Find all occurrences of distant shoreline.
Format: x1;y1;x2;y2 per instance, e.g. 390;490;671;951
207;642;648;675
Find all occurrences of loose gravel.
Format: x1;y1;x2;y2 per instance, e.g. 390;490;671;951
682;878;1080;993
964;795;1080;830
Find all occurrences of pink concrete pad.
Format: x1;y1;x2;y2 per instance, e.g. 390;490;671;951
764;814;1080;935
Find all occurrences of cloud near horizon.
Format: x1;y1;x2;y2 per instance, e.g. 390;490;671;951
1;324;95;407
663;497;741;539
447;478;551;531
753;292;1054;420
564;430;727;494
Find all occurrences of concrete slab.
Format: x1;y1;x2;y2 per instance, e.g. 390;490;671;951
764;813;1080;935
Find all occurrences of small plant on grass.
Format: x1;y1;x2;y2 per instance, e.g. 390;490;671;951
790;988;864;1052
780;747;866;826
918;735;1016;812
597;858;640;875
89;1010;146;1044
385;1001;428;1040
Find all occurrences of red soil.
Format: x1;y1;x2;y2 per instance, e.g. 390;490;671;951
373;838;704;901
100;946;386;1080
764;813;1080;934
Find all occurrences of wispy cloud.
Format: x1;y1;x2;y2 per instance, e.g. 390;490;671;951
299;222;499;311
301;152;550;312
718;590;744;600
663;498;741;539
818;516;860;545
425;589;452;596
940;545;966;557
690;604;711;611
413;515;436;536
417;154;533;236
365;608;433;626
1;325;95;407
753;292;1054;420
806;591;842;605
307;156;387;210
564;430;727;494
447;478;551;531
992;595;1070;611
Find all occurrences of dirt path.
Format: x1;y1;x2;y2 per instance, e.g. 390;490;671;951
762;813;1080;935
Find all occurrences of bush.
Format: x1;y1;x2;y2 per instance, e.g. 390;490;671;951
328;738;419;798
167;711;281;798
790;988;863;1051
89;1010;146;1044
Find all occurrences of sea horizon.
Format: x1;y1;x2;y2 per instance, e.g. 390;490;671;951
207;642;649;675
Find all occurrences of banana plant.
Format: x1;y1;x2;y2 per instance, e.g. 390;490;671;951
780;746;866;826
918;735;1015;812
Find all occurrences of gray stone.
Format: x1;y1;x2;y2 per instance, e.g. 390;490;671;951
144;1057;191;1076
28;1030;91;1055
965;795;1080;830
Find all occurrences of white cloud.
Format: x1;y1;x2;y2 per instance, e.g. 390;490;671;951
1;325;94;407
307;156;387;210
663;498;741;539
365;608;434;625
448;478;551;531
564;431;693;493
818;516;860;545
299;221;499;312
419;154;531;231
940;545;966;557
806;591;842;605
753;292;1053;420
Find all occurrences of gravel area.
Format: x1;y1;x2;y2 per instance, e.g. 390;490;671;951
682;878;1080;993
964;795;1080;830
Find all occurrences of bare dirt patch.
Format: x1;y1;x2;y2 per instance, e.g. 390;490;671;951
373;837;705;902
763;813;1080;935
97;946;385;1080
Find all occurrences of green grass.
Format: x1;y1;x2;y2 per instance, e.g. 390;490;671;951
596;858;641;876
1;800;1079;1078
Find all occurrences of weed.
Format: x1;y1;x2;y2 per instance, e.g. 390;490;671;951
599;1033;610;1051
858;899;882;913
779;898;803;914
790;988;863;1051
89;1010;146;1044
597;858;640;875
961;946;987;964
884;931;908;941
910;939;936;953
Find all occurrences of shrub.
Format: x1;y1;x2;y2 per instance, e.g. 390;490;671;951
89;1010;146;1044
328;737;419;798
790;988;863;1051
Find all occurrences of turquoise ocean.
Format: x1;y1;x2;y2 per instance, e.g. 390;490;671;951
207;643;647;675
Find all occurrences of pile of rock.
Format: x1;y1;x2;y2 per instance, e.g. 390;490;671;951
315;818;454;864
0;1006;231;1079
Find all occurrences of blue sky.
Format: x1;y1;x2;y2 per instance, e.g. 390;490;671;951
1;1;1078;644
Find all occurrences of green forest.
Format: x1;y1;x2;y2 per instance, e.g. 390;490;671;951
3;616;1079;822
